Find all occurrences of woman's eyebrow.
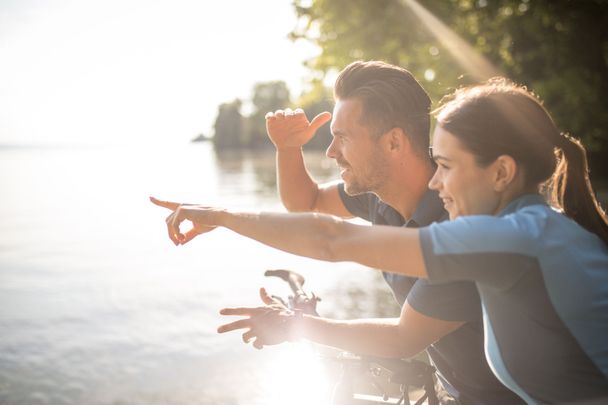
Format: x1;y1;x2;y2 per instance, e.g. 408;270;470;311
429;146;449;161
432;153;450;162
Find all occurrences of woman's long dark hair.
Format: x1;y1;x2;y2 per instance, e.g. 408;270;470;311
434;78;608;245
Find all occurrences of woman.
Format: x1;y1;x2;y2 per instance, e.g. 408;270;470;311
151;79;608;404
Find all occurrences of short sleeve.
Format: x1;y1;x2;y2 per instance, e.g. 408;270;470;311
406;278;482;322
419;216;537;290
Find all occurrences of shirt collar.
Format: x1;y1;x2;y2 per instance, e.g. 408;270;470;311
498;193;547;217
375;188;446;227
407;188;447;227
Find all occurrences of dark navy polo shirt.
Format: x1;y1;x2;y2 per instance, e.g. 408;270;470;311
420;194;608;404
338;184;524;405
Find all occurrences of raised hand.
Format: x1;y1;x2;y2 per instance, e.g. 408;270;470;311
265;108;331;150
149;196;220;245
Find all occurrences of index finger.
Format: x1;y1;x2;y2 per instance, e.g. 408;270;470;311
150;196;180;211
217;318;253;334
219;307;267;316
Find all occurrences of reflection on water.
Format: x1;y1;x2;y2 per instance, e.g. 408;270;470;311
321;272;400;320
0;142;398;405
213;147;339;202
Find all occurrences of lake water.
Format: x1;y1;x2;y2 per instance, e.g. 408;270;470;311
0;142;399;405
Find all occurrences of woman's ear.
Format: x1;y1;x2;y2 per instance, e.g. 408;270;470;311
493;155;518;192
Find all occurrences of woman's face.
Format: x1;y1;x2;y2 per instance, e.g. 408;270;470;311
428;126;502;220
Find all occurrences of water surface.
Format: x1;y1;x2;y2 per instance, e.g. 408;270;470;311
0;143;398;405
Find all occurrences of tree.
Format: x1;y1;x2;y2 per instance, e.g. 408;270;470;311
247;81;291;148
212;99;244;149
294;80;334;150
291;0;608;178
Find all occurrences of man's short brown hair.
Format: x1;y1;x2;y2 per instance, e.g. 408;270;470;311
334;60;431;155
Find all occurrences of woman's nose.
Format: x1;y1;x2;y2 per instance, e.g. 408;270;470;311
428;169;441;191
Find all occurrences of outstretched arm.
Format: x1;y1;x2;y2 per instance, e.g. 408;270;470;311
218;288;463;357
266;108;351;217
150;197;427;278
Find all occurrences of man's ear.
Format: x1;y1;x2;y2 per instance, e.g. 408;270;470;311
493;155;518;192
383;127;408;153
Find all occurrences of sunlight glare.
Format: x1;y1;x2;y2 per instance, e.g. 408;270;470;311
261;344;333;405
401;0;501;82
0;0;320;146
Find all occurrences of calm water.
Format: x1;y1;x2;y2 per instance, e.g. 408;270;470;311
0;142;398;405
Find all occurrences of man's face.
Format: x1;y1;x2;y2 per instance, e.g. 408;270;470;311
327;98;389;195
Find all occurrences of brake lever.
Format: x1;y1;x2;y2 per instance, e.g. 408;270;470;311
264;269;321;315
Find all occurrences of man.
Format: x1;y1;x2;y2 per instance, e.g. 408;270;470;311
258;61;521;405
152;61;523;404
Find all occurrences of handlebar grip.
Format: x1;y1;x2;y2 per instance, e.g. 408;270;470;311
264;269;306;295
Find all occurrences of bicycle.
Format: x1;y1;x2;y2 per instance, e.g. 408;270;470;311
264;269;439;405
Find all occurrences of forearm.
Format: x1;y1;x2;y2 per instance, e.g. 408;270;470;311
297;316;420;359
215;210;426;278
276;148;320;212
217;210;341;262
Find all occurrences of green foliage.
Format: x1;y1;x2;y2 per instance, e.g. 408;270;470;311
213;81;291;149
294;80;334;150
291;0;608;176
248;81;291;148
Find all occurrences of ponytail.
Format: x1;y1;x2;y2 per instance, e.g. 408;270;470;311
435;78;608;246
550;134;608;245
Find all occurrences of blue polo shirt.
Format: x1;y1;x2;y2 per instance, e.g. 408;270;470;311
338;184;524;405
420;194;608;404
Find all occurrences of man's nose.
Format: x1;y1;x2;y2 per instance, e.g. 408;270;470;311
326;138;337;159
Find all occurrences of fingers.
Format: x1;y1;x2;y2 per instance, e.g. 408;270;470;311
153;196;187;245
259;288;287;308
309;111;332;132
253;338;264;350
166;210;185;244
150;196;180;211
181;228;201;244
266;108;307;121
217;318;253;333
242;329;255;343
241;330;267;350
220;306;266;316
259;287;274;305
165;212;181;245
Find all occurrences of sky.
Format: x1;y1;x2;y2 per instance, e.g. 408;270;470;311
0;0;319;146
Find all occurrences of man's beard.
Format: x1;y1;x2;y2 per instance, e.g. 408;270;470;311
341;152;389;196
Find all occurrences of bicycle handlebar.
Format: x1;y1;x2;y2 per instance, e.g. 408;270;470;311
264;269;306;295
264;269;320;315
262;269;437;405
